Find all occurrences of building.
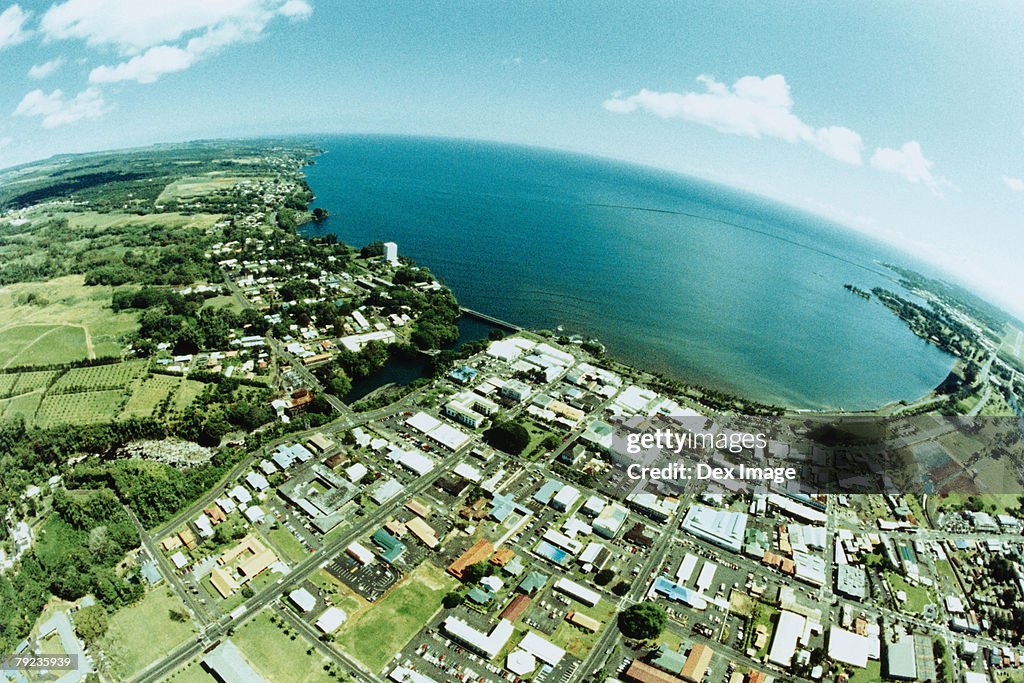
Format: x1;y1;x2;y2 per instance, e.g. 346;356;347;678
441;617;515;660
624;660;683;683
202;640;267;683
594;503;628;538
554;577;601;606
836;564;868;600
448;539;494;579
384;241;398;264
767;611;806;668
316;607;347;633
501;594;532;622
566;611;600;632
289;588;316;613
211;567;239;598
372;529;406;564
405;517;439;549
518;631;566;667
346;542;375;565
681;644;714;683
827;626;873;668
552;485;581;512
501;380;531;402
681;504;747;553
886;635;917;680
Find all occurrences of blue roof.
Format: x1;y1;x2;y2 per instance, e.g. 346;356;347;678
140;561;163;584
534;540;570;566
372;529;406;563
533;480;563;504
467;587;493;604
652;575;707;609
449;366;478;383
519;571;549;595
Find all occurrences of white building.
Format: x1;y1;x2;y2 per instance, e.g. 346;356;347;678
383;241;398;265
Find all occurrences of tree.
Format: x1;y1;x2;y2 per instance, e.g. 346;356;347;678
74;604;109;645
483;421;530;455
595;569;616;586
442;592;465;609
461;562;493;584
617;602;667;640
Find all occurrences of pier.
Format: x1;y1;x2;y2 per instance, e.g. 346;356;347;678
459;307;522;332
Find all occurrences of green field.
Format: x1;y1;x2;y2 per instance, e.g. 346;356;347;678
231;610;334;683
0;324;87;368
64;210;224;232
157;175;251;203
335;561;454;673
0;275;138;367
101;587;198;678
34;389;127;427
998;324;1024;366
0;391;43;422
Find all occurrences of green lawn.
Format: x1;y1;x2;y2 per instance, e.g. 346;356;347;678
165;659;217;683
335;561;454;673
231;610;334;683
101;587;198;679
886;572;934;614
848;659;881;683
266;525;310;564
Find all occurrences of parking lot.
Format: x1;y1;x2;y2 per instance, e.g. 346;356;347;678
326;552;401;601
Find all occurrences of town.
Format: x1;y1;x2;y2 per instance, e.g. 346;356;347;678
1;142;1023;683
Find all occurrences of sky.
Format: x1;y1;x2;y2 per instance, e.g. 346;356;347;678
0;1;1022;317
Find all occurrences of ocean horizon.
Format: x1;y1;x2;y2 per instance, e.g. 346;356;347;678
300;134;954;411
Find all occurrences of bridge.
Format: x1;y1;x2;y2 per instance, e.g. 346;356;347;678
459;306;522;332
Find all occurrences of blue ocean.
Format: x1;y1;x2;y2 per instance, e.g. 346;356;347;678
300;135;953;411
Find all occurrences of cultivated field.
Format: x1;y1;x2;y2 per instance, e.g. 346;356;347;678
48;359;148;394
64;210;224;232
35;389;128;428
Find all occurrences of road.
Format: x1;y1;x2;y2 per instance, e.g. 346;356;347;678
571;479;695;682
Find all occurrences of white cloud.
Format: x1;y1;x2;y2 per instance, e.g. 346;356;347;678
39;0;312;84
870;141;953;195
0;4;30;49
13;88;107;128
278;0;313;19
0;136;12;150
90;45;195;84
1002;176;1024;192
603;75;863;165
28;57;66;79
